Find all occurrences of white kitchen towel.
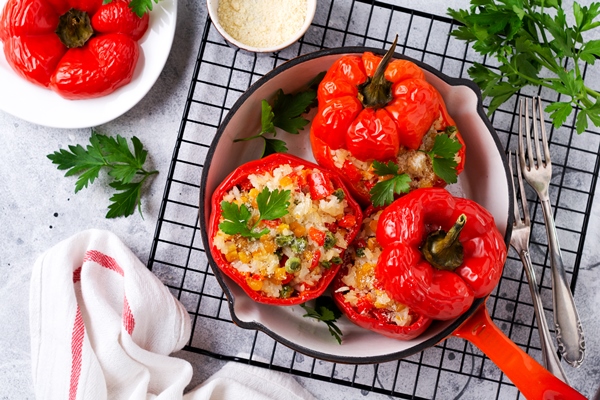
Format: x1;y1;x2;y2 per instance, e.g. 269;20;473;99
30;229;316;400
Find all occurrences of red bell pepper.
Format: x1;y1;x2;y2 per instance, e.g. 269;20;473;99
0;0;148;99
208;153;363;306
333;208;432;340
310;40;466;205
375;188;507;320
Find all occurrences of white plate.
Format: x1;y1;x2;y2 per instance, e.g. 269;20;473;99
0;0;177;129
199;48;513;363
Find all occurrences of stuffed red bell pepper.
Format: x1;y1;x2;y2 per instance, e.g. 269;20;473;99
208;153;363;305
333;207;432;340
375;188;507;320
0;0;148;99
310;39;466;206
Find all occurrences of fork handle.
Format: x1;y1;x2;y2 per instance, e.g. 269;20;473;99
519;250;570;383
540;198;586;367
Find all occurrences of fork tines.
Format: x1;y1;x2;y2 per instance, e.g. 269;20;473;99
508;150;530;229
519;96;552;171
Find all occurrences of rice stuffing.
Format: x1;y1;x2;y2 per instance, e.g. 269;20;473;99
337;210;414;327
214;164;356;299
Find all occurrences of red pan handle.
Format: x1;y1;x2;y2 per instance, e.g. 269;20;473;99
453;301;586;400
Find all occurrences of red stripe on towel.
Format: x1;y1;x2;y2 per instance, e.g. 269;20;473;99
123;297;135;334
73;266;82;283
69;307;84;400
83;250;124;276
79;250;136;334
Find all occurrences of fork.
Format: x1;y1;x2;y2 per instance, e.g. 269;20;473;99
518;96;585;367
508;151;569;383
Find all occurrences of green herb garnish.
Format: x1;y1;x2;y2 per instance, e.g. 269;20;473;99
426;133;462;185
290;237;308;254
270;89;316;134
448;0;600;133
301;296;343;344
234;78;320;158
323;231;337;250
280;285;294;299
102;0;161;17
330;256;343;265
369;160;411;207
47;129;158;219
219;187;291;239
333;188;345;201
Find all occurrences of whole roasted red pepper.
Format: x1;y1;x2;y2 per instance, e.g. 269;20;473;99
375;188;507;320
0;0;148;99
208;153;363;306
333;207;432;340
310;40;466;205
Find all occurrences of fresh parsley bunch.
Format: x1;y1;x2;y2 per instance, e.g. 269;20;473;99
47;130;158;218
448;0;600;133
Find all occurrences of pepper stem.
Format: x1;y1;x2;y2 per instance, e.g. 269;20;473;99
55;8;94;48
422;214;467;271
357;35;398;109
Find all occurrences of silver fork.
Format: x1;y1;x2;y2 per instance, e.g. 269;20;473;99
518;97;585;367
509;151;569;383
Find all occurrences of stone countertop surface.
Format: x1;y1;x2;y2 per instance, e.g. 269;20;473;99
1;0;599;399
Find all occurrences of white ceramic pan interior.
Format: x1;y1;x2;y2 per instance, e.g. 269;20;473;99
199;48;512;363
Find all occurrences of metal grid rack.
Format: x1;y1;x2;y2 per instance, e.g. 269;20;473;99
147;1;600;398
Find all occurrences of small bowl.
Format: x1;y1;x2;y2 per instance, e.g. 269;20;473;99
206;0;316;53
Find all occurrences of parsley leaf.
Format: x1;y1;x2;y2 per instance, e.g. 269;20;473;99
448;0;600;134
218;187;291;238
369;160;411;207
106;181;143;219
271;89;316;134
256;187;291;220
129;0;161;17
260;99;276;135
102;0;161;17
427;134;462;185
546;101;573;128
47;129;158;218
263;137;288;157
219;201;267;239
301;297;343;344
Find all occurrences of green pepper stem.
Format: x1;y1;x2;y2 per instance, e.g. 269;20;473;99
55;8;94;48
422;214;467;271
357;35;398;109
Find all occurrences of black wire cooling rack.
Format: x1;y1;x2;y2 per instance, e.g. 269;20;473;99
147;1;600;398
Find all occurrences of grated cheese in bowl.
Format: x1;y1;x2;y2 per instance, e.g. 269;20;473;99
207;0;316;52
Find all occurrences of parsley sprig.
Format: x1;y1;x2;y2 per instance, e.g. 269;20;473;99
235;90;316;157
234;73;325;158
219;187;291;238
448;0;600;133
128;0;161;16
301;296;343;344
369;161;411;207
427;133;462;185
47;130;158;218
102;0;161;17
